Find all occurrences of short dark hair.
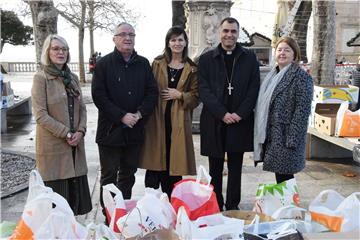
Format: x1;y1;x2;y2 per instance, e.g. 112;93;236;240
275;36;301;63
220;17;239;29
163;26;189;63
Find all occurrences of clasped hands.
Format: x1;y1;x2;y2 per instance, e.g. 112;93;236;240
223;112;242;125
67;131;83;146
161;88;182;101
121;111;141;128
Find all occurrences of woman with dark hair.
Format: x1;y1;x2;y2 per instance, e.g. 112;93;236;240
31;34;92;215
254;36;313;184
139;26;199;197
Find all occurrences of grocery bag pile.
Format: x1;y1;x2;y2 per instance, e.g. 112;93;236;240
6;166;360;240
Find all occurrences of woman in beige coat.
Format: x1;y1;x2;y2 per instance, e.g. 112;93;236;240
139;26;199;197
31;34;91;215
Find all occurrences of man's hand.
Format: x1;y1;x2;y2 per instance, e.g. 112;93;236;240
222;112;236;124
121;113;139;128
223;112;242;124
230;113;242;122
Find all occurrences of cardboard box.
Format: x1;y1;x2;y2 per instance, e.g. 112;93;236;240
309;101;317;128
314;103;341;136
313;85;359;104
222;210;273;225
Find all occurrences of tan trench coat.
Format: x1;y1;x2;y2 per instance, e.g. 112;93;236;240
139;57;199;175
31;70;87;181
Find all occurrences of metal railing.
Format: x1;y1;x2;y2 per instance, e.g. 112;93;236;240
2;62;89;73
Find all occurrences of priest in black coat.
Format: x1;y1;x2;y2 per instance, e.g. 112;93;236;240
198;17;260;210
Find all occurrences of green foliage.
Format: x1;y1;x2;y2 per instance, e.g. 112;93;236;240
1;10;33;49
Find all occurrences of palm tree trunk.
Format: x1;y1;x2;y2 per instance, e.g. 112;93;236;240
311;0;336;85
78;1;86;83
88;0;95;56
289;0;312;63
172;0;186;28
26;0;58;69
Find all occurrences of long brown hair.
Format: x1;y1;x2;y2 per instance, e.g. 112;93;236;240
161;26;189;63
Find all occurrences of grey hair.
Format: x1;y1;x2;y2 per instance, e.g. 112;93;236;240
113;22;134;35
40;34;71;66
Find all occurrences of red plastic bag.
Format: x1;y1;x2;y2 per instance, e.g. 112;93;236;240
171;165;220;220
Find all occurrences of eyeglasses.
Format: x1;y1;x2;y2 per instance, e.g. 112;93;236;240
51;47;69;53
114;32;136;38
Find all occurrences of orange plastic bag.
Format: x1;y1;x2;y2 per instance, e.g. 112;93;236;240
335;102;360;137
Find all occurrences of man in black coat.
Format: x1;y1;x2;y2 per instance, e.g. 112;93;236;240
92;22;158;218
198;17;260;210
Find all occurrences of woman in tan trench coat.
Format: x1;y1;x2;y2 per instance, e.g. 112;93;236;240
139;26;199;197
31;34;91;215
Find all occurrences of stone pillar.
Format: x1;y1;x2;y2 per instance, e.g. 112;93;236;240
185;0;233;61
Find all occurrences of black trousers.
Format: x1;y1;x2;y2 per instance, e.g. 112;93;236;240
145;170;182;198
98;145;139;215
275;173;294;184
208;152;244;211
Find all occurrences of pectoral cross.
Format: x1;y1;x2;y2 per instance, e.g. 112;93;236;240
228;82;234;95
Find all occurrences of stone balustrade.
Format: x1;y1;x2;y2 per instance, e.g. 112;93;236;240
1;62;89;73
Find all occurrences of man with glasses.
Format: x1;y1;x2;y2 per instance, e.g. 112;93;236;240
198;17;260;211
92;22;158;222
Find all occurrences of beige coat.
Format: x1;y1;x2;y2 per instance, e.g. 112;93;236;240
31;70;87;181
139;57;199;175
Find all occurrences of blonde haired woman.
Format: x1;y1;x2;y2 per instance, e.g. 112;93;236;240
31;34;92;215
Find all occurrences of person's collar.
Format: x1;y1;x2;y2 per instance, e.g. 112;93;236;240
213;43;243;58
219;44;236;55
113;47;137;63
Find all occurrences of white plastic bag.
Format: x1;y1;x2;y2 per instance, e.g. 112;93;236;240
102;183;127;234
254;178;300;216
35;206;88;239
26;170;53;202
11;191;87;239
86;223;118;240
175;206;244;240
244;215;304;240
309;190;360;232
116;188;176;239
10;170;88;240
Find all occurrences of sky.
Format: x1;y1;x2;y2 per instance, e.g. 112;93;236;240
0;0;277;62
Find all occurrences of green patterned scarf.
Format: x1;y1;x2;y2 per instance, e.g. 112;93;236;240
43;63;80;98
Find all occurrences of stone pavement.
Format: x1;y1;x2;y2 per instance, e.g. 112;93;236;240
1;72;360;226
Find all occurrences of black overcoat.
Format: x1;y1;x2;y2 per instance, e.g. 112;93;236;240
91;48;158;147
198;44;260;157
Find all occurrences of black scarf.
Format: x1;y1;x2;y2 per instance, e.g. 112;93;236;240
43;63;80;98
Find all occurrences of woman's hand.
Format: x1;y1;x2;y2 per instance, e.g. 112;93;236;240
161;88;182;101
66;131;83;146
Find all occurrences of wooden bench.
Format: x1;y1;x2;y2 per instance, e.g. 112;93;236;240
1;96;32;133
306;126;359;163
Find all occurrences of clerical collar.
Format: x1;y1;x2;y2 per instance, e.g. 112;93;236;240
219;45;236;56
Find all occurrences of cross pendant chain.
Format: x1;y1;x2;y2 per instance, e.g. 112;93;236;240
228;82;234;95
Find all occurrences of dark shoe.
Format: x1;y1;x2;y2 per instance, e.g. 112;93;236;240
225;205;239;210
